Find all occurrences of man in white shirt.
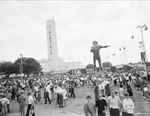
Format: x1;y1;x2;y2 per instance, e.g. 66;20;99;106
0;95;10;113
107;90;121;116
122;93;135;116
62;86;67;107
34;85;38;92
119;85;125;101
26;92;34;116
55;85;63;107
45;83;51;104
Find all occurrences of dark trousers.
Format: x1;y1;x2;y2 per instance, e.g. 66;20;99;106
59;94;63;108
70;90;76;98
11;93;16;100
26;104;32;116
110;108;120;116
7;104;10;113
122;112;128;116
45;92;51;104
98;112;106;116
127;113;134;116
93;55;101;71
57;94;60;104
122;112;134;116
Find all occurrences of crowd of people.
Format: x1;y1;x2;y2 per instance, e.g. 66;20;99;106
0;71;93;116
0;68;149;116
84;69;150;116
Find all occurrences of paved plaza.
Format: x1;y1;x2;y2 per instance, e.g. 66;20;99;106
7;83;150;116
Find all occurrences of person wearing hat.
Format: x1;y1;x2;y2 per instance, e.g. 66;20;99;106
84;95;96;116
45;83;51;104
122;92;135;116
90;41;109;71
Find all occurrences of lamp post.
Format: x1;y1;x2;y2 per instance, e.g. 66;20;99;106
112;54;116;66
137;24;148;63
123;47;128;65
119;48;124;65
20;54;23;74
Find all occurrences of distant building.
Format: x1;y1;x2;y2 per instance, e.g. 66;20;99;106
39;18;82;72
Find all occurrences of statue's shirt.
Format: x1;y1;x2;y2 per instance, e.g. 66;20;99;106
91;45;103;56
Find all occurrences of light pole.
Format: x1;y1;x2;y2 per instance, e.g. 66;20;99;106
123;47;128;65
119;48;124;65
137;24;148;63
20;54;23;74
112;54;116;66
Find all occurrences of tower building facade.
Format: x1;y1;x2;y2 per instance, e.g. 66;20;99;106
46;18;58;71
39;18;82;72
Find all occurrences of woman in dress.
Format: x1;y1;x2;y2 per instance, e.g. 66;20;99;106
18;90;26;116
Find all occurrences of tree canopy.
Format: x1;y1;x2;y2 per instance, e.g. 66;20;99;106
0;57;42;76
14;57;42;75
0;61;16;75
102;62;112;68
86;64;94;69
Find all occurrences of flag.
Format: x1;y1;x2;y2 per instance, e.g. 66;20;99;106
139;42;143;46
144;26;148;31
131;35;134;39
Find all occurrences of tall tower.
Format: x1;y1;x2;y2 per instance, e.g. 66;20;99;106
46;18;58;71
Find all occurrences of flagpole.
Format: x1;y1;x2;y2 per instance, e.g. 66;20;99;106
137;24;148;63
119;48;123;65
137;24;148;72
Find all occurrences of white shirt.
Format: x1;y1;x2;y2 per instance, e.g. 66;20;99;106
46;85;50;92
58;87;63;94
55;86;63;94
119;88;124;97
107;96;121;109
62;88;67;100
126;76;129;81
28;95;34;104
54;86;58;94
123;98;134;114
119;77;122;81
143;87;148;92
98;84;104;90
0;98;10;104
34;86;38;92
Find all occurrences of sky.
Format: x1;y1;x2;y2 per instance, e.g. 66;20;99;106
0;1;150;66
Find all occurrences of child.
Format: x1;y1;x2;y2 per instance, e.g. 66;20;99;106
84;95;96;116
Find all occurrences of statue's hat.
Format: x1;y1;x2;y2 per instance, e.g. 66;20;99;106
93;41;98;45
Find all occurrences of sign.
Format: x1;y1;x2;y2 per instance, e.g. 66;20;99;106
48;26;52;55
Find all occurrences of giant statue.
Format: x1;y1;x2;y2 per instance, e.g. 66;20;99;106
90;41;109;71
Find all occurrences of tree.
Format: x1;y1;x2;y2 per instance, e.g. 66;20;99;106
102;62;112;68
86;64;94;69
14;57;42;76
0;61;16;76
